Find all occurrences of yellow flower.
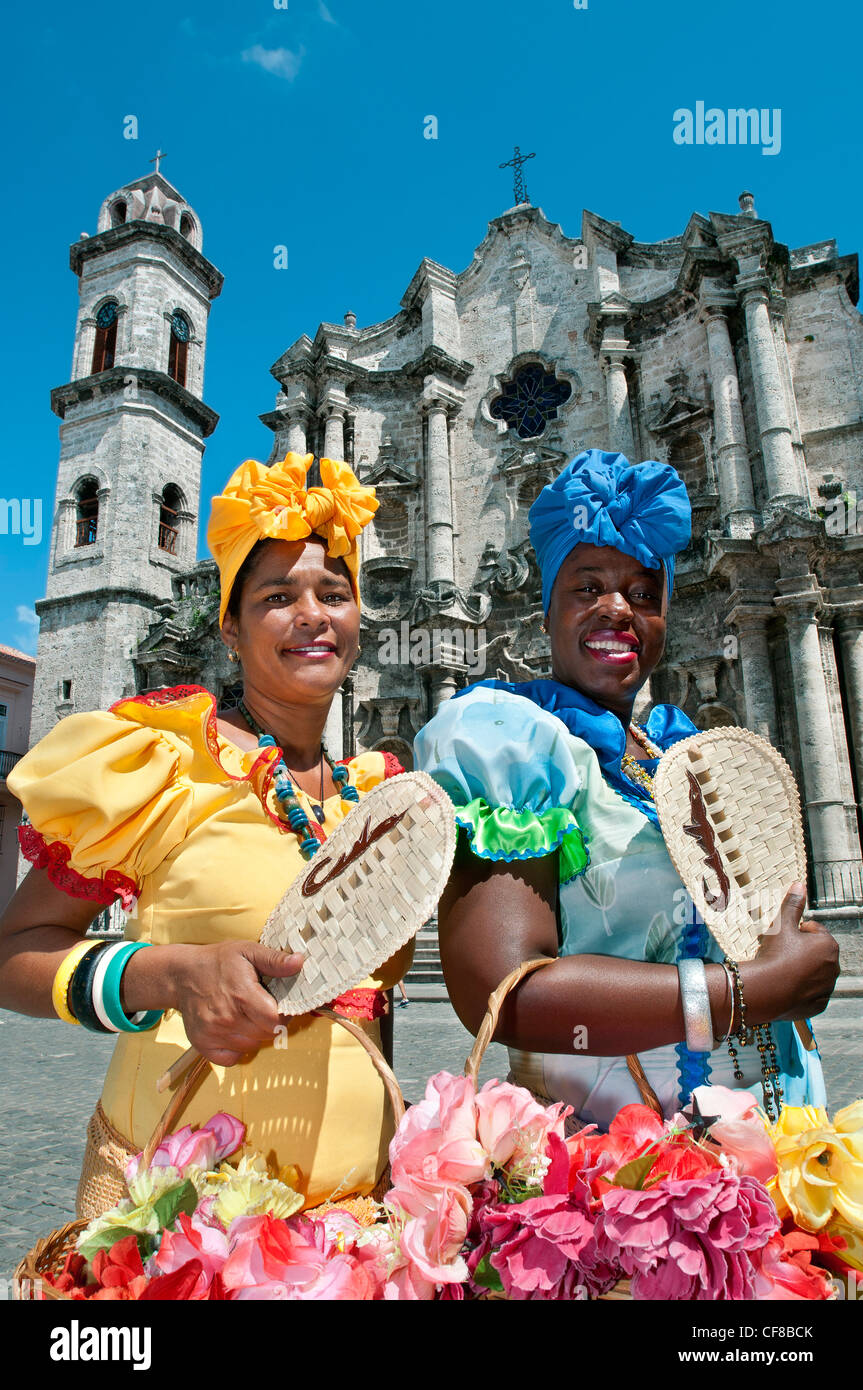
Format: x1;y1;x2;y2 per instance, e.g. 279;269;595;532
198;1153;304;1228
769;1102;863;1233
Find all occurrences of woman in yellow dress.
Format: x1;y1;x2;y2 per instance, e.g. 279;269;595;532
0;452;412;1218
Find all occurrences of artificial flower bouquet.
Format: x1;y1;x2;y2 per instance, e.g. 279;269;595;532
36;1077;863;1301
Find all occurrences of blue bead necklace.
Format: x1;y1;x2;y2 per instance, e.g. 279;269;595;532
238;698;359;859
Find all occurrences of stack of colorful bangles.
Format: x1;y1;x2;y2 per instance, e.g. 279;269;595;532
51;940;163;1034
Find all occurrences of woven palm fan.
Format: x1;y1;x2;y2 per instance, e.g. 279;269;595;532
158;771;455;1090
260;770;455;1014
652;726;807;964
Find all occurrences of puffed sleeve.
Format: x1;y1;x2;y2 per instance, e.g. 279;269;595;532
7;710;194;907
413;687;589;883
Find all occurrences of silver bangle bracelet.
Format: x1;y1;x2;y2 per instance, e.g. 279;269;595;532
715;962;737;1043
677;957;715;1053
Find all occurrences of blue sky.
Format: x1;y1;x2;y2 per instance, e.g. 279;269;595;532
1;0;860;654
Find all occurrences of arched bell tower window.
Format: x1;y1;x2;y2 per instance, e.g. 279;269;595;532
490;362;572;440
92;301;118;374
110;200;127;227
167;311;190;387
180;213;194;240
75;478;99;547
158;484;182;554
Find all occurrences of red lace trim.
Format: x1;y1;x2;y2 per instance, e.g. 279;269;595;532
326;988;387;1021
18;824;138;910
380;751;405;779
113;684;213;709
334;751;405;779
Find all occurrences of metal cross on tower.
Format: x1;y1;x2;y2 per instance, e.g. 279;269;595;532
499;145;536;207
149;149;168;174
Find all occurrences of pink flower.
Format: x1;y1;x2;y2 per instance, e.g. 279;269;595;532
125;1112;245;1185
479;1192;619;1300
382;1262;437;1301
221;1212;377;1301
753;1229;836;1300
597;1169;779;1300
474;1079;569;1171
385;1176;471;1286
690;1084;778;1184
152;1213;229;1299
389;1073;488;1187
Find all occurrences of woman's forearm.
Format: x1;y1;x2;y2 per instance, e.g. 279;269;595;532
451;950;741;1056
0;924;185;1019
0;924;96;1017
437;847;785;1058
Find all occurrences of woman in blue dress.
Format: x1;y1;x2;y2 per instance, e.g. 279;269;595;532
414;449;839;1128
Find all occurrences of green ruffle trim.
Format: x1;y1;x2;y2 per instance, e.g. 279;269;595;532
456;797;589;884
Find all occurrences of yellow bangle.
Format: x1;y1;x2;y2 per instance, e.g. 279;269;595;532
51;940;100;1025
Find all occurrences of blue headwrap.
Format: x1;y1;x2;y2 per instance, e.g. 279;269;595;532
529;449;692;614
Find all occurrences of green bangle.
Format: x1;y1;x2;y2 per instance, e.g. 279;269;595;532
100;942;163;1033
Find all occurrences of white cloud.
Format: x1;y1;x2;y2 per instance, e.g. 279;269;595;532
241;44;305;81
15;605;38;654
319;2;336;22
16;606;38;631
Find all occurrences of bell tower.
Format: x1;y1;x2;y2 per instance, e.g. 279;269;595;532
31;163;223;739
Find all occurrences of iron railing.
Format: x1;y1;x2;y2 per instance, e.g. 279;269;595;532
158;522;179;554
0;750;22;778
75;516;98;546
87;899;128;938
811;860;863;909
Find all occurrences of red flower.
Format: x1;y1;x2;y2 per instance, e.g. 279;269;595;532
139;1259;207;1301
46;1251;95;1297
754;1228;836;1300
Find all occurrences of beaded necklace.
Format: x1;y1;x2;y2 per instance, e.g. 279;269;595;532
237;698;359;860
620;721;662;797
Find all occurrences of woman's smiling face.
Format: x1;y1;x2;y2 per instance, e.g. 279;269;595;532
547;542;667;718
221;537;360;704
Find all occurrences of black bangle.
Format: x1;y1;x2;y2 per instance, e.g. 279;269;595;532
68;941;114;1033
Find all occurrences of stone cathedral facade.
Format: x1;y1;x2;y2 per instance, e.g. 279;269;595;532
32;170;863;953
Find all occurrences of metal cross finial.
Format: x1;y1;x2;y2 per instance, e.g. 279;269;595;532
149;149;168;174
499;145;536;207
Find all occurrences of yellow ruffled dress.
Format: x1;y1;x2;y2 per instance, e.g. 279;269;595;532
9;686;413;1214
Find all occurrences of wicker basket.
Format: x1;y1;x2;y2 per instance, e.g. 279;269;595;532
13;1008;403;1301
15;961;646;1301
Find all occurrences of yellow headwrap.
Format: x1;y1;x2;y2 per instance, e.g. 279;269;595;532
207;452;379;627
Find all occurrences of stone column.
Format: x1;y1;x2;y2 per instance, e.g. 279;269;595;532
701;303;757;535
724;602;778;744
285;406;310;455
422;376;462;587
738;282;805;506
425;669;459;715
76;317;97;379
324;689;344;760
323;405;346;460
775;591;861;901
602;350;635;458
835;613;863;812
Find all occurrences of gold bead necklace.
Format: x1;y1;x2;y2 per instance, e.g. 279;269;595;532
620;721;663;797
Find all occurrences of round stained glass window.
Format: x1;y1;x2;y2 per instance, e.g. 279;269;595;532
96;302;118;329
171;312;191;342
490;363;572;440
